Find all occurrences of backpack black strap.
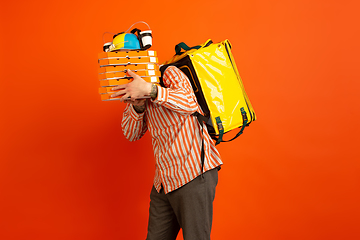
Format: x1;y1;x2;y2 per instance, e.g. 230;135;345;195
192;112;209;178
212;107;248;145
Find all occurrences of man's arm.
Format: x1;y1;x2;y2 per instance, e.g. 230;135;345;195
150;82;158;100
112;67;199;115
121;100;148;142
150;66;199;115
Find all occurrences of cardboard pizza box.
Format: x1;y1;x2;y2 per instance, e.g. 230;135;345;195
98;50;157;59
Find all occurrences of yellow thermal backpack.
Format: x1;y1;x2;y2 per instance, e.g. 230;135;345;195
160;39;256;145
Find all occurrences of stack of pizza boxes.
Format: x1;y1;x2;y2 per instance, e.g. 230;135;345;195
98;50;161;101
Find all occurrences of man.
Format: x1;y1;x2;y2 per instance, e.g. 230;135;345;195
111;66;223;240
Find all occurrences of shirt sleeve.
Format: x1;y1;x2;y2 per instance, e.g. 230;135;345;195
151;66;200;115
121;103;148;142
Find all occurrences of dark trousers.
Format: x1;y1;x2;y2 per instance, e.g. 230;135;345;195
146;168;219;240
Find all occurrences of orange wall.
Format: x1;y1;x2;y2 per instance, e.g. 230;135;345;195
1;0;359;239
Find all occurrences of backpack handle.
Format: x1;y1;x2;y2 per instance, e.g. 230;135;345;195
175;42;201;55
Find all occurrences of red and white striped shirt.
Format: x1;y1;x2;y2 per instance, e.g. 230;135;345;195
121;66;222;194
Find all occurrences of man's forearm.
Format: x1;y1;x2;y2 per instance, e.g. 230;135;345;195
150;83;158;100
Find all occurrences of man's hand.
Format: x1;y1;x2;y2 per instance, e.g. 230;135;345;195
111;69;152;102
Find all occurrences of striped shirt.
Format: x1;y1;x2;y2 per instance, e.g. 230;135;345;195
121;66;223;194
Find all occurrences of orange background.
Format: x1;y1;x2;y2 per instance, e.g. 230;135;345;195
1;0;360;239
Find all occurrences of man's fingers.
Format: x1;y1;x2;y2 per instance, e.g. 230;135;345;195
126;69;139;78
111;89;126;98
130;95;137;101
111;83;128;91
119;93;131;102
